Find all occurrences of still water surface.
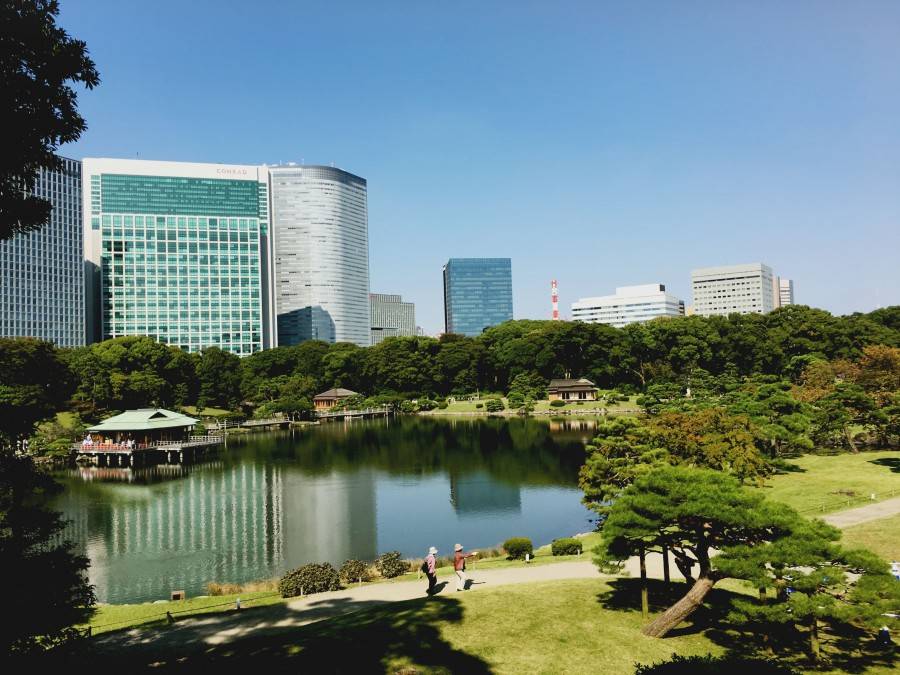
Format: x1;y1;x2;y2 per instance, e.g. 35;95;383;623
56;416;596;603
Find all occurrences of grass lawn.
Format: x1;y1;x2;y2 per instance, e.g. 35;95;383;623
761;450;900;514
88;590;282;635
180;405;234;417
427;394;639;415
841;513;900;563
90;578;896;674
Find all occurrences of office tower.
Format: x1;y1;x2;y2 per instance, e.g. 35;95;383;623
691;263;776;317
269;165;370;347
370;293;416;344
442;258;513;336
82;159;276;356
0;157;85;346
779;278;794;307
571;284;684;328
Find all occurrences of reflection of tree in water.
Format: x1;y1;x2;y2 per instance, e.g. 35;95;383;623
227;417;587;486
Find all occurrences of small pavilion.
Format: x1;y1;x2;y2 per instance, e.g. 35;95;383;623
85;408;199;448
313;388;360;411
547;378;598;402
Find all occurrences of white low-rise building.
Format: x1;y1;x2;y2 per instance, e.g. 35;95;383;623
571;284;684;328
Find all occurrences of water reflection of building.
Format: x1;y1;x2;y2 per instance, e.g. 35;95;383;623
449;472;521;515
548;419;599;434
281;467;378;566
58;463;286;603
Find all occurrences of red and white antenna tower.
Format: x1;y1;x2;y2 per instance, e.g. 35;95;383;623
551;279;560;320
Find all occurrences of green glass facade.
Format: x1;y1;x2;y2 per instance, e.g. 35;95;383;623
87;164;269;356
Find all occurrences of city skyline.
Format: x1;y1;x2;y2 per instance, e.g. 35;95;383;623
38;2;900;334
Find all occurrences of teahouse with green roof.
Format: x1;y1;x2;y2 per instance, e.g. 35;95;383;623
86;408;199;447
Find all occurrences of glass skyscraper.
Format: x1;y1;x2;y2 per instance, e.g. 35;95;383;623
0;157;85;347
82;159;276;356
442;258;513;336
269;165;370;347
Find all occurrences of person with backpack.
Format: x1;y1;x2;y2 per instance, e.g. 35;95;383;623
423;546;438;595
453;543;477;591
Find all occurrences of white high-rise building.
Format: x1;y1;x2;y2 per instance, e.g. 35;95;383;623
370;293;416;344
0;157;85;346
269;165;370;347
778;278;794;307
691;263;776;317
571;284;684;328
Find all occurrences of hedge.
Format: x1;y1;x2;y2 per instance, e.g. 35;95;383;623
339;559;372;584
503;537;533;560
279;562;341;598
376;551;409;578
550;399;566;407
551;537;582;556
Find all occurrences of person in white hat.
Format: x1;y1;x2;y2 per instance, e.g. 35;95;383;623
424;546;439;595
453;543;478;591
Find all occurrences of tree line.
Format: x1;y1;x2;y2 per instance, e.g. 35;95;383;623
1;305;897;432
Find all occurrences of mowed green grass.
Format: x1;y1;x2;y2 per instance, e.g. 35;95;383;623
427;394;638;415
180;405;234;417
92;579;724;673
88;591;282;635
841;513;900;563
761;450;900;514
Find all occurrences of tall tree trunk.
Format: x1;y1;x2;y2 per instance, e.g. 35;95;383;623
844;427;859;454
642;575;716;638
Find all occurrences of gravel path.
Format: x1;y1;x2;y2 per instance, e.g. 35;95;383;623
822;496;900;529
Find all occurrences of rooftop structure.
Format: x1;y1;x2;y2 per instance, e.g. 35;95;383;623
571;284;684;328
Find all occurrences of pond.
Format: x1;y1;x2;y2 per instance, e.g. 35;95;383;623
55;416;598;604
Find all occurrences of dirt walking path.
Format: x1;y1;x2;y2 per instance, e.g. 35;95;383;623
822;496;900;529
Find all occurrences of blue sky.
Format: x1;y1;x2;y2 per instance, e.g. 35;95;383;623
59;1;900;334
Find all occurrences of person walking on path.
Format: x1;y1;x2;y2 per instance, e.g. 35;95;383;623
454;543;477;591
424;546;438;595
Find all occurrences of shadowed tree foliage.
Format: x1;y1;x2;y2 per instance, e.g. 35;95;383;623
0;454;95;654
0;337;72;448
1;0;99;239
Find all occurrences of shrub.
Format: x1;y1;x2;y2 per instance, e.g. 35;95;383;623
437;401;449;409
550;399;566;408
485;398;505;413
278;562;341;598
475;402;484;409
417;399;437;411
551;537;583;556
507;391;524;408
339;559;372;584
376;551;409;578
503;537;533;560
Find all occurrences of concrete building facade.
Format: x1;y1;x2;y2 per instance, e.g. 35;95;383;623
690;263;776;317
370;293;416;344
0;157;85;346
571;284;684;328
778;278;795;307
269;165;370;347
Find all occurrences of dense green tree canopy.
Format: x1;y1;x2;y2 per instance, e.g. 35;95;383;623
1;0;99;239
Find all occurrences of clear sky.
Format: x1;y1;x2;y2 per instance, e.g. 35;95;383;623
58;1;900;335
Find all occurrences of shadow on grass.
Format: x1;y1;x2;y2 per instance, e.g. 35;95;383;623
769;459;807;475
869;457;900;473
83;593;491;673
597;579;896;673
